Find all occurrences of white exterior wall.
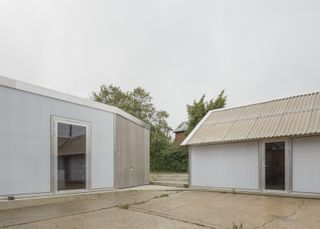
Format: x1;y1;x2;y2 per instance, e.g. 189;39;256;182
292;136;320;193
0;86;114;196
191;142;259;190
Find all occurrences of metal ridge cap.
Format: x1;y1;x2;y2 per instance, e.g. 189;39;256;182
0;75;150;129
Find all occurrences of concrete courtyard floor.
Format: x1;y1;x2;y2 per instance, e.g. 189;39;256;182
1;187;320;229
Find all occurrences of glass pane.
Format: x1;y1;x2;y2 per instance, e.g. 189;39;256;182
265;142;285;190
58;123;86;191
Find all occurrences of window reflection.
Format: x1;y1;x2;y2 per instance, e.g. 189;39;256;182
58;123;86;191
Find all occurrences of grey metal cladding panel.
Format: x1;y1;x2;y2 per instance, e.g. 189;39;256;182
118;115;129;188
144;129;150;184
222;119;256;142
307;109;320;134
115;115;149;188
275;111;312;137
126;120;134;186
135;124;143;186
247;116;282;139
114;115;124;188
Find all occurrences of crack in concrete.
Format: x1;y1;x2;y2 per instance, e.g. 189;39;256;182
129;191;182;206
0;191;179;229
0;205;117;228
254;199;306;229
128;207;217;229
122;191;221;229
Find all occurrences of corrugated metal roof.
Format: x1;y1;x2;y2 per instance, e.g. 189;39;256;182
182;92;320;145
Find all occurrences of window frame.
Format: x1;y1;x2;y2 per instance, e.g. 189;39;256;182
260;138;291;193
51;116;91;194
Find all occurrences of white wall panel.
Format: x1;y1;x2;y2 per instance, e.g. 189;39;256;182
292;136;320;193
191;142;259;190
0;86;114;196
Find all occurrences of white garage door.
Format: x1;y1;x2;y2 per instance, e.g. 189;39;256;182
293;136;320;193
191;142;259;190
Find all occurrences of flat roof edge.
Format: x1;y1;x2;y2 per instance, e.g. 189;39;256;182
0;75;150;130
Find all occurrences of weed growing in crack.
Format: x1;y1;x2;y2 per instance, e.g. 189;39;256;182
118;204;129;209
231;223;243;229
159;194;169;198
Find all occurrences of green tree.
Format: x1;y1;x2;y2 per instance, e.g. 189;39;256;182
186;90;227;135
92;85;172;170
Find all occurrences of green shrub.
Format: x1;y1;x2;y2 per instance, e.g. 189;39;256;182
150;143;188;172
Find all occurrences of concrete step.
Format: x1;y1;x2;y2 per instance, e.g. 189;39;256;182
150;177;188;182
150;173;188;179
150;181;189;188
150;173;189;188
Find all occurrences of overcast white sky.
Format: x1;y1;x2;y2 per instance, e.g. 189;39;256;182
0;0;320;130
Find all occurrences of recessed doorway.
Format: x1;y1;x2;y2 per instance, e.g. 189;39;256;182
265;142;285;191
53;117;90;193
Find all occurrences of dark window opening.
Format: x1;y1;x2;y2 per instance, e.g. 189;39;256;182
265;142;285;190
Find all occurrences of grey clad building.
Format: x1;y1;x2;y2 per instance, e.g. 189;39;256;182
183;92;320;197
0;76;150;198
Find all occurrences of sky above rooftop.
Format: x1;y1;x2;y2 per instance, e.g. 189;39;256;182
0;0;320;130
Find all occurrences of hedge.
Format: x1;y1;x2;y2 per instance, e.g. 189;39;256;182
150;145;189;172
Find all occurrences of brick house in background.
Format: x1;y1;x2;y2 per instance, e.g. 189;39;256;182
173;121;189;144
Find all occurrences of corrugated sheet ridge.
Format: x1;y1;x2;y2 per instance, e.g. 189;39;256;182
185;91;320;145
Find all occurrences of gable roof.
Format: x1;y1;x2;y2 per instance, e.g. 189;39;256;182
173;121;189;133
182;92;320;146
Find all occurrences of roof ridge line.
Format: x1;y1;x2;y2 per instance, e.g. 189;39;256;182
209;91;320;114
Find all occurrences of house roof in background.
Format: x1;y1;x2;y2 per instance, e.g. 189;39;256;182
182;92;320;146
0;75;150;129
173;121;189;133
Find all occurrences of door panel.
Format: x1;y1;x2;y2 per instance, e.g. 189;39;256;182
265;142;285;190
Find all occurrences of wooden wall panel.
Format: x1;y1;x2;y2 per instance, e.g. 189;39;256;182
115;115;150;188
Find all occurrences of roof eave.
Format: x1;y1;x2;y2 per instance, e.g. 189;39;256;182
0;75;150;130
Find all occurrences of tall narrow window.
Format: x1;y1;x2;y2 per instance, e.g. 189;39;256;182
57;123;86;191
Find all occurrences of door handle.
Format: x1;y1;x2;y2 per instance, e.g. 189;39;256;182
265;164;268;168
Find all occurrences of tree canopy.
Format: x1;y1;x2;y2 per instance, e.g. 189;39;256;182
92;85;172;170
186;90;227;135
92;85;171;135
92;85;227;172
